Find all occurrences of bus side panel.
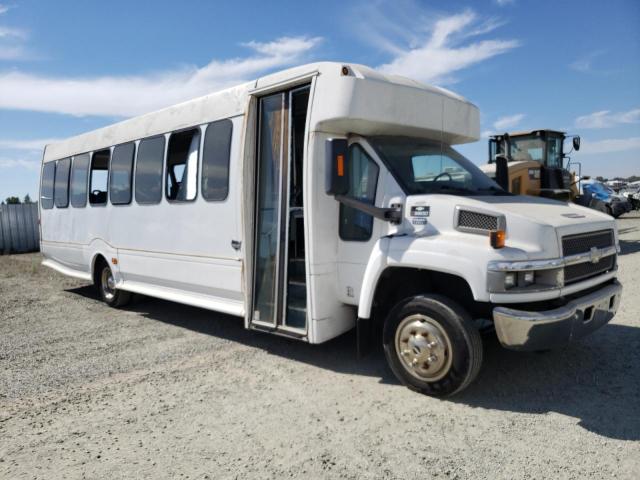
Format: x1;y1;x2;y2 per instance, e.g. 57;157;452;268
111;116;245;310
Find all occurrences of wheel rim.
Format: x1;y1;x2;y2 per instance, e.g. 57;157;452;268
395;314;453;382
101;267;116;301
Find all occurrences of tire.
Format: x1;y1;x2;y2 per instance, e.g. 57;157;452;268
383;294;483;397
95;261;131;308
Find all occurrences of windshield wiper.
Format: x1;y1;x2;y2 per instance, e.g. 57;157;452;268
435;185;480;195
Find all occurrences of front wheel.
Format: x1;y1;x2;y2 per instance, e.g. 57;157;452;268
96;263;131;308
383;294;483;397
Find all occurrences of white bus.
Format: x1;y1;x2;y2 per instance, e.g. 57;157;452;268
40;62;622;396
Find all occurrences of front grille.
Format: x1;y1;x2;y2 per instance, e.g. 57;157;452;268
562;229;614;256
457;210;498;231
564;255;616;285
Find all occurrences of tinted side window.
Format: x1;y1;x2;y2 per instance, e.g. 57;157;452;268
54;158;71;208
70;153;89;208
135;136;165;205
166;128;200;202
202;119;233;201
339;144;379;241
110;142;135;205
41;161;56;210
90;149;110;205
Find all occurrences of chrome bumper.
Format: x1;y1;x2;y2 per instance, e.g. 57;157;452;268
493;281;622;351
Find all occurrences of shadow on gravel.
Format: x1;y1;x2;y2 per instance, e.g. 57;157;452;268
66;285;398;385
67;285;640;441
455;325;640;441
618;239;640;255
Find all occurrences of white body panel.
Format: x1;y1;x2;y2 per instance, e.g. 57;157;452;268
39;62;618;345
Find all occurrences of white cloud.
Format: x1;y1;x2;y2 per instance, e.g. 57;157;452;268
569;50;605;73
0;26;26;39
375;9;519;84
0;4;9;15
580;137;640;155
493;113;525;131
575;108;640;129
0;138;61;150
495;0;515;5
0;44;24;59
481;113;525;137
0;157;41;171
0;36;322;117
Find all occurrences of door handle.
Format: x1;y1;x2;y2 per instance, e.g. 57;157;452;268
231;240;241;250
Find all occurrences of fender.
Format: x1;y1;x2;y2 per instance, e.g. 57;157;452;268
357;234;488;320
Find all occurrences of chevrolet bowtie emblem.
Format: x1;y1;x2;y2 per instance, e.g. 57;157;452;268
590;246;602;264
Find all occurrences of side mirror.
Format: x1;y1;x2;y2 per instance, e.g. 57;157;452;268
573;136;580;151
495;154;510;191
325;138;349;195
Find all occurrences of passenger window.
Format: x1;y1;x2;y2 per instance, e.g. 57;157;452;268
89;149;110;205
166;128;200;202
70;153;89;208
202;119;233;201
135;136;165;205
110;142;135;205
54;158;71;208
339;144;379;241
41;161;56;210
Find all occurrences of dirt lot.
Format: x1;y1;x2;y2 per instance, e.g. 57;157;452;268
1;214;639;480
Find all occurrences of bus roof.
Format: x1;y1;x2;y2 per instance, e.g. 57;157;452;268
44;62;479;162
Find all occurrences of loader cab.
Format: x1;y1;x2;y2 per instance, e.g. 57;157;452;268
488;130;578;201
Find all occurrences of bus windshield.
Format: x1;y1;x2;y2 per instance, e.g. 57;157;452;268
369;136;508;196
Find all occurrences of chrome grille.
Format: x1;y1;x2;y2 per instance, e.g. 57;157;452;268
564;255;616;285
562;229;614;256
457;210;498;231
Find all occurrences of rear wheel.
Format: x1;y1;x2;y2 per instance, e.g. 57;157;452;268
383;294;482;397
96;261;131;308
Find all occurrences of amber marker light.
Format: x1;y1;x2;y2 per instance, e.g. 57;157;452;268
111;258;118;265
337;154;345;177
490;230;506;249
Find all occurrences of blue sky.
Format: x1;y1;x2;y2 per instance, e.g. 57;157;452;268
1;0;639;201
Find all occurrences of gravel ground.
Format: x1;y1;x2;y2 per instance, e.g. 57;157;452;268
1;213;639;479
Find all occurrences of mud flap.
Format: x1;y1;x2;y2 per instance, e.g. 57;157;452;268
357;317;371;358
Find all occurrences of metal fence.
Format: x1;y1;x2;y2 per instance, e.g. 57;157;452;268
0;203;40;254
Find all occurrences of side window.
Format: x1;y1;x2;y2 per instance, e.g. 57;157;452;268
202;119;233;201
54;158;71;208
110;142;135;205
339;144;379;241
166;128;200;202
89;149;110;205
41;161;56;210
70;153;90;208
135;136;165;205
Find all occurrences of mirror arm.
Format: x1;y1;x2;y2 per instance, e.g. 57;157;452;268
335;195;403;224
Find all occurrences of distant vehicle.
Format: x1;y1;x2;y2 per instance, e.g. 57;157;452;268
620;184;640;210
480;129;581;202
577;179;632;218
39;62;622;396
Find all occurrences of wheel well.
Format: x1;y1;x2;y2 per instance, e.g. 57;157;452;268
92;254;108;285
370;267;488;327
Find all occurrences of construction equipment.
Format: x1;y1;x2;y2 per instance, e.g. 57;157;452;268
480;129;581;201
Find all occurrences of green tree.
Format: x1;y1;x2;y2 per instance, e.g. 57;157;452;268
23;194;33;204
5;196;21;204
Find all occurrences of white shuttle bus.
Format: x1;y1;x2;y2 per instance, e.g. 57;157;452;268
40;62;622;396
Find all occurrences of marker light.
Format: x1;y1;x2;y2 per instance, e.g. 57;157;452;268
504;273;517;289
490;230;506;249
522;271;535;286
337;154;345;177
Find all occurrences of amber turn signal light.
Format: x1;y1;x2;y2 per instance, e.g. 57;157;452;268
337;154;344;177
490;230;505;249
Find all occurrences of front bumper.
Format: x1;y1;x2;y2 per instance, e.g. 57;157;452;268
493;281;622;351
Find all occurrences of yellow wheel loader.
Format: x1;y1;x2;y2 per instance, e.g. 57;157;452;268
480;129;581;201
